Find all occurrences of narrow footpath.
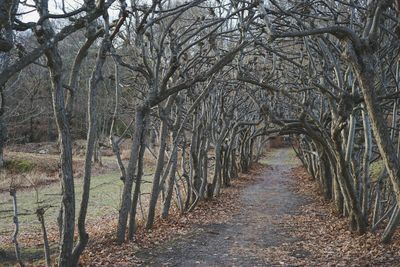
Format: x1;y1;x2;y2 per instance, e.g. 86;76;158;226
138;149;310;266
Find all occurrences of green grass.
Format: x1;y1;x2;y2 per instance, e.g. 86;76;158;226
259;149;279;165
0;166;154;264
0;171;154;234
1;171;119;236
0;244;57;266
370;160;384;182
286;148;297;163
4;159;35;173
259;147;298;166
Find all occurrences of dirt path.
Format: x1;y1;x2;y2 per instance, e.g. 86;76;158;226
137;148;310;266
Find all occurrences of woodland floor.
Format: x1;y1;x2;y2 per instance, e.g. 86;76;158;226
2;148;400;266
136;148;400;267
136;148;308;266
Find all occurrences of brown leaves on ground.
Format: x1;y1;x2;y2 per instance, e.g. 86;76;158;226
266;166;400;266
82;163;400;266
79;165;264;266
13;161;400;266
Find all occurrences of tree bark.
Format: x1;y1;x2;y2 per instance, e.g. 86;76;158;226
36;208;51;267
72;36;110;265
349;46;400;240
146;98;173;229
116;108;147;243
128;123;147;240
10;189;23;267
44;45;75;266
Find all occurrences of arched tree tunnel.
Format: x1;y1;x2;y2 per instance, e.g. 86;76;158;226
2;0;400;265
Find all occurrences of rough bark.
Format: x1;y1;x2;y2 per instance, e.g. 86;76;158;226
116;108;147;243
146;98;174;229
44;46;75;266
128;122;147;240
71;36;110;265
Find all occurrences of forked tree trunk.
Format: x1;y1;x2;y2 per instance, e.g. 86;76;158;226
116;108;147;244
72;37;110;265
146;98;173;229
162;106;183;215
162;144;178;218
332;130;366;234
128;126;147;240
44;46;75;267
146;117;169;228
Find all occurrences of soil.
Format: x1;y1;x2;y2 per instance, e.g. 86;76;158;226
137;148;309;266
4;148;400;266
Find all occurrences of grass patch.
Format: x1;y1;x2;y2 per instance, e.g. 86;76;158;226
5;159;35;173
259;147;297;166
370;160;384;182
0;244;57;265
0;171;154;233
259;149;279;165
0;168;154;254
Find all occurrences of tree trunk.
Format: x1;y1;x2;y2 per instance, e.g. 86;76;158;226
212;142;223;196
350;48;400;240
128;125;147;240
382;206;400;243
44;46;75;266
10;189;23;267
0;113;6;168
161;143;178;218
332;131;366;234
320;152;332;200
36;208;51;267
361;104;372;219
116;108;146;244
72;37;110;265
146;105;170;229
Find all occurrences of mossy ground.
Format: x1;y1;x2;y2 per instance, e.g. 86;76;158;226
4;159;35;173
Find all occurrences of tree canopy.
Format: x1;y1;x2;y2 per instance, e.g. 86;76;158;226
2;0;400;265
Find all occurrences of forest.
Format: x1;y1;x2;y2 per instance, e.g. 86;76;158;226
2;0;400;266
